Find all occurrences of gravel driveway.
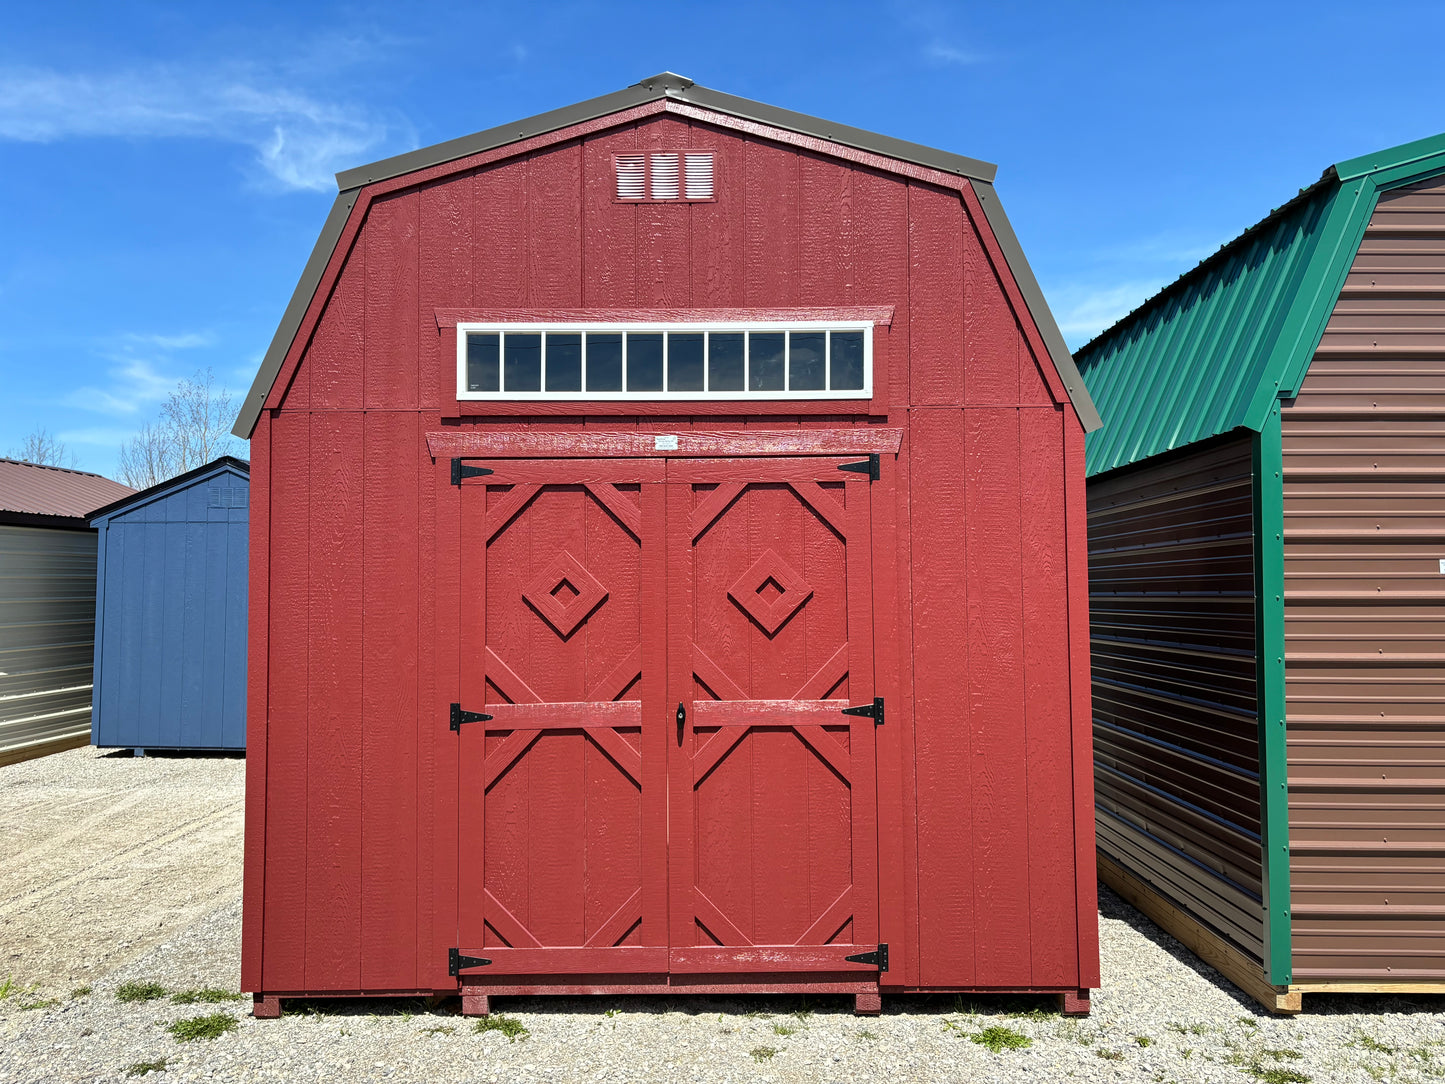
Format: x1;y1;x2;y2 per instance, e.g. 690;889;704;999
2;747;1443;1083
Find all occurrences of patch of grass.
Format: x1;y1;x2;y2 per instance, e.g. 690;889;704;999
126;1058;169;1077
1239;1016;1260;1028
167;1012;239;1042
1262;1048;1302;1060
473;1014;529;1042
970;1025;1032;1054
1254;1071;1310;1084
749;1046;778;1063
1097;1049;1125;1061
421;1025;455;1036
857;1029;877;1041
170;988;243;1005
116;981;168;1003
71;985;92;999
1135;1035;1154;1047
1349;1034;1397;1055
19;996;60;1011
0;976;22;1001
771;1022;798;1036
1168;1022;1209;1036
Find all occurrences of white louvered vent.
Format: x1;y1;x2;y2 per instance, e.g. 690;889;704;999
649;153;680;199
684;153;714;199
615;154;645;200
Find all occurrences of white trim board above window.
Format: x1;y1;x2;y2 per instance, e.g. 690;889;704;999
455;322;874;401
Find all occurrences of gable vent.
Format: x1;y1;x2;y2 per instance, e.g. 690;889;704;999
684;153;714;199
615;154;645;200
649;153;680;199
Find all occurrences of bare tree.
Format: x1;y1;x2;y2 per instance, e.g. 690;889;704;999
7;426;79;468
117;369;245;489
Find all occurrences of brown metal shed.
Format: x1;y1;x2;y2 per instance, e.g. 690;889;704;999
1076;133;1445;1012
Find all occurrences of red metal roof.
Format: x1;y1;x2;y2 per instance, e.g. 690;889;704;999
0;458;134;519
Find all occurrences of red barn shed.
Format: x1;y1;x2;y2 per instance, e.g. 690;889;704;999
234;73;1103;1018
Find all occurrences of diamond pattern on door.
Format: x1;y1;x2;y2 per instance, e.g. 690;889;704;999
727;547;814;635
522;549;609;637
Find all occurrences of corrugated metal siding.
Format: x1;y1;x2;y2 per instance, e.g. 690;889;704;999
1077;186;1334;478
1282;174;1445;982
1089;435;1267;963
93;466;248;750
0;524;96;761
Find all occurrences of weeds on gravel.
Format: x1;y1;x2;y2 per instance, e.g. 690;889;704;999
126;1057;168;1077
167;1012;239;1042
771;1022;798;1036
473;1014;529;1042
71;985;92;999
422;1025;456;1036
0;976;16;1000
1097;1049;1125;1061
1135;1035;1154;1047
750;1046;779;1062
116;981;167;1003
18;996;59;1011
170;988;242;1005
1253;1071;1310;1084
1348;1034;1397;1055
1168;1022;1210;1036
970;1025;1032;1053
857;1029;878;1042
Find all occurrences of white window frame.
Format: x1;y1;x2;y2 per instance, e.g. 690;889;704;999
455;321;874;401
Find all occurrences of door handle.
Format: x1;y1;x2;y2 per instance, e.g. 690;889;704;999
676;701;686;744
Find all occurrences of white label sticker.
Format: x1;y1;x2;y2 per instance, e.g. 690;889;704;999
1439;558;1445;574
654;434;680;451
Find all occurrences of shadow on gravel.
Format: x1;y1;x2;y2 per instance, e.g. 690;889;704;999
96;749;245;760
1100;880;1445;1019
277;990;1065;1022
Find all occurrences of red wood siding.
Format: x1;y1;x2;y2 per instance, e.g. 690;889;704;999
245;109;1093;998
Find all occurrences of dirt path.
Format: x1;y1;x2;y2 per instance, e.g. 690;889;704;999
0;747;244;995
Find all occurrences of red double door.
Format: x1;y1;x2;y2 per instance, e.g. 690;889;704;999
454;455;880;980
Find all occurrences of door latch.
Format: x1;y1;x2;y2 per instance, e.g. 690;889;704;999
676;701;686;743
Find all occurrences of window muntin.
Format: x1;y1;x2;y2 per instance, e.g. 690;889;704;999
456;322;874;401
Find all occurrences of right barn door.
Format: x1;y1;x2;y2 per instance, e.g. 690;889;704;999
666;457;881;976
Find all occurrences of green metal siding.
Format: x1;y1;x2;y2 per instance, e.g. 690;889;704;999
1077;187;1335;477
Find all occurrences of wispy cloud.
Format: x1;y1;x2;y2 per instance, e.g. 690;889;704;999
924;42;983;66
1049;280;1170;346
65;357;180;415
120;331;215;351
0;65;395;191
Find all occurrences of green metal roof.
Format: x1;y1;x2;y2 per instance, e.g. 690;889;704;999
1077;132;1445;477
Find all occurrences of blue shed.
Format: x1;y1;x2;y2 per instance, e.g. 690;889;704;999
89;456;249;752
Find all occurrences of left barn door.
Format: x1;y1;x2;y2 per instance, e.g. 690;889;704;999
454;458;669;976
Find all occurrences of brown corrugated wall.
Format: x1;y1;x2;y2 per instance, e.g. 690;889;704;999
1089;435;1267;964
1282;174;1445;982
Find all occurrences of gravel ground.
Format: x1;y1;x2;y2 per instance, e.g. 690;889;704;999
3;747;1444;1083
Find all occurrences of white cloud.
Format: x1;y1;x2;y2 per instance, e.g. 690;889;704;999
120;331;215;351
925;42;983;66
65;357;179;415
1048;280;1169;346
0;65;393;191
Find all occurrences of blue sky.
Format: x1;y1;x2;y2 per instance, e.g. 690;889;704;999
3;1;1444;477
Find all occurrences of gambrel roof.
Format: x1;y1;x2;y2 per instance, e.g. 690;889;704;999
233;72;1100;437
1076;130;1445;476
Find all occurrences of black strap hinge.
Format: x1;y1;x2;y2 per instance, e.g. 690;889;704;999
845;943;889;971
841;697;884;727
451;458;493;485
450;703;493;732
449;948;492;976
838;454;879;481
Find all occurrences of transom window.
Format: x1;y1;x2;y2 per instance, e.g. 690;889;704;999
455;322;873;400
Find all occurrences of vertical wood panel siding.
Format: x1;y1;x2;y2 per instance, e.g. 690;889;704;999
1281;175;1445;982
254;112;1088;994
0;525;96;763
92;466;248;750
1088;436;1266;963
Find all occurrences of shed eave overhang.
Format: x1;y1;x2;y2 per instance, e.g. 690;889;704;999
87;455;250;525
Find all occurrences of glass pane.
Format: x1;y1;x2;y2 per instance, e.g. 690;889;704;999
466;333;500;392
789;332;826;391
749;332;786;391
627;333;664;391
545;333;582;391
830;331;865;390
709;333;744;390
586;333;622;391
504;333;541;392
668;333;704;391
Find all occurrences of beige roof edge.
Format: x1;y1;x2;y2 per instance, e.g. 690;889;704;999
234;73;1097;437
